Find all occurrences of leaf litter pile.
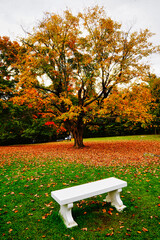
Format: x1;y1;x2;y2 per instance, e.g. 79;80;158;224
0;140;160;166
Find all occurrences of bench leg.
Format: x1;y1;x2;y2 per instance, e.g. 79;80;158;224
104;189;126;212
59;203;78;228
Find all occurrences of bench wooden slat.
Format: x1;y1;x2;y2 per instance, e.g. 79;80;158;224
51;177;127;205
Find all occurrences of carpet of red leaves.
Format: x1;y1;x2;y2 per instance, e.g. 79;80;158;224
0;140;160;167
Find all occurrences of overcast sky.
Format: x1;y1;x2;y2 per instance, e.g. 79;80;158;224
1;0;160;75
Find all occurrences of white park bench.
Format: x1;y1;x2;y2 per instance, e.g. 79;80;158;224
51;177;127;228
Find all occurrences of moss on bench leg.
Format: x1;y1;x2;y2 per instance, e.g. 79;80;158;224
104;189;126;212
59;203;78;228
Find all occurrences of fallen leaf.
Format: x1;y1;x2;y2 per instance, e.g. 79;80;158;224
109;208;114;211
106;232;114;236
81;228;87;231
127;228;132;231
34;194;39;198
120;226;124;228
108;210;112;215
106;233;110;237
45;202;53;207
142;227;148;232
126;233;131;236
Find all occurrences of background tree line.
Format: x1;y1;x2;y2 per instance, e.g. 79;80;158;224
0;6;160;146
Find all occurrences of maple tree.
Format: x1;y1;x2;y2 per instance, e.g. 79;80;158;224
148;74;160;134
0;37;54;144
0;37;22;143
100;83;155;129
0;36;20;101
12;6;160;148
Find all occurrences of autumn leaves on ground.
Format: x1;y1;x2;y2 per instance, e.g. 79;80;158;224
0;139;160;167
0;136;160;239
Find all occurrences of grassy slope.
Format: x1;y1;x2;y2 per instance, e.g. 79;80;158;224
84;134;160;142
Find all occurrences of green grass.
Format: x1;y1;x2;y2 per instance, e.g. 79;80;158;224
84;134;160;142
0;154;159;239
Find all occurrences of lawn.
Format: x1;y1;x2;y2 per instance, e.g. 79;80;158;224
0;135;160;239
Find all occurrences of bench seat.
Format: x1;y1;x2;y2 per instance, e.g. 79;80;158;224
51;177;127;228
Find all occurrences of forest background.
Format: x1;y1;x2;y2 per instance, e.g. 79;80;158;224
0;6;160;147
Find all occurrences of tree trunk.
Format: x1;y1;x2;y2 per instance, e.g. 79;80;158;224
72;124;84;148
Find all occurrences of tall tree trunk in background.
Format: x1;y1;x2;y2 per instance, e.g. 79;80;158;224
72;123;84;148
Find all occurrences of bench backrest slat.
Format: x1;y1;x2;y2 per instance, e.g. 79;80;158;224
51;177;127;205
